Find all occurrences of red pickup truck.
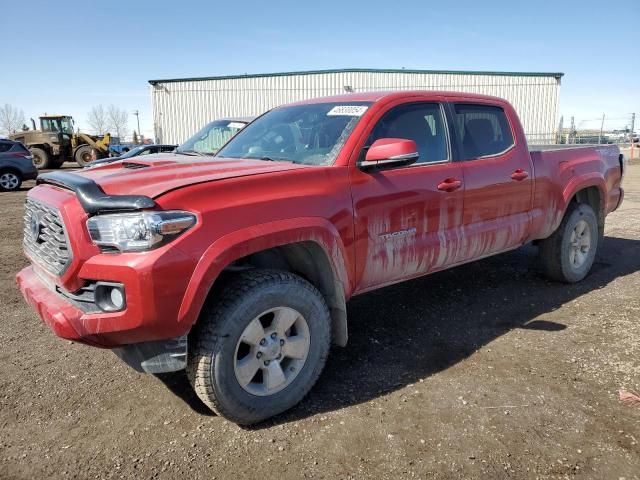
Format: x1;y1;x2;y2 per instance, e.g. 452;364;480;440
17;91;625;424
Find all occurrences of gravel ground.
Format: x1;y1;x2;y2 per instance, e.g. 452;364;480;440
0;164;638;480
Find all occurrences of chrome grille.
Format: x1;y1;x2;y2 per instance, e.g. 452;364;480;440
23;198;71;275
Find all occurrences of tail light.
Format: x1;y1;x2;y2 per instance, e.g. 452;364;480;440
8;152;33;161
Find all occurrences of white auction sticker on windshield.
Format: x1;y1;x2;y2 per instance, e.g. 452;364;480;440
227;122;247;129
326;105;368;117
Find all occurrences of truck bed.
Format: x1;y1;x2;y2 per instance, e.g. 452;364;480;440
528;143;623;241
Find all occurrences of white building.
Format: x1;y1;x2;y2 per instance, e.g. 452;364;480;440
149;68;563;145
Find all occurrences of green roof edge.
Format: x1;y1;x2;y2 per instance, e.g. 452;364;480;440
148;68;564;85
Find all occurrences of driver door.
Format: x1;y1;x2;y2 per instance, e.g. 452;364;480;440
349;101;465;292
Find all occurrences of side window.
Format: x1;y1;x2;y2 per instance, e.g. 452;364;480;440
454;104;514;159
368;103;448;164
0;143;12;153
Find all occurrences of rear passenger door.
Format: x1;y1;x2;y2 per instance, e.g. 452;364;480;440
450;102;533;260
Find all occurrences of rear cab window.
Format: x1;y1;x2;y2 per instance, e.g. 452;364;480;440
453;104;514;159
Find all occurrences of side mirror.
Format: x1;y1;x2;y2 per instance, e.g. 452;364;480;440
360;138;419;170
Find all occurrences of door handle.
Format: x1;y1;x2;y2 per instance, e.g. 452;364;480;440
511;169;529;181
437;178;463;192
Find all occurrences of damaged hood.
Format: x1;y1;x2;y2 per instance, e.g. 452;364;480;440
76;154;307;198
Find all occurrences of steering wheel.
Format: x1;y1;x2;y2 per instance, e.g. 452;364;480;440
262;124;298;154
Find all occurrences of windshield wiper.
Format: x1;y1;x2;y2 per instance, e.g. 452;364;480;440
243;156;293;163
176;149;204;156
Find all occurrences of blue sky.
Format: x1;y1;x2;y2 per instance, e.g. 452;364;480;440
1;0;638;139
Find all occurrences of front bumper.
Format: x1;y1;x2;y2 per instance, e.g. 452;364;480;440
17;266;95;344
17;260;193;348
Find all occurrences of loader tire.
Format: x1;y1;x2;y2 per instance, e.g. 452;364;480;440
74;145;93;167
30;147;50;169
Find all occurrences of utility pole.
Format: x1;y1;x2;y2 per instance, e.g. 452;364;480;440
133;110;141;143
631;113;636;160
570;116;575;144
598;113;605;144
557;116;563;144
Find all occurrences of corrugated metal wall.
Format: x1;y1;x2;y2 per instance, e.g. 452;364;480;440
151;71;560;145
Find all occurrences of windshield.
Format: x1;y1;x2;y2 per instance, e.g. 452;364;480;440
176;120;248;155
60;117;74;135
216;102;372;165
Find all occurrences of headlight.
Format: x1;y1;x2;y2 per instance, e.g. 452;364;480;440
87;211;196;252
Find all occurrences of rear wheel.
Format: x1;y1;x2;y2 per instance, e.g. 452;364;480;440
539;203;598;283
74;145;93;167
29;147;50;169
0;170;22;191
187;270;331;425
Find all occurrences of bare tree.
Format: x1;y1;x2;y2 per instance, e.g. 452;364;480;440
0;104;25;136
87;105;108;134
106;105;129;139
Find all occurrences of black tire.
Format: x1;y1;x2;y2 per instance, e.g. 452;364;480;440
187;270;331;425
30;147;50;169
539;202;599;283
74;145;93;167
0;169;22;191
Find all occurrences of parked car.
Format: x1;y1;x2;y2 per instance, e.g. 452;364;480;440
0;139;38;191
17;91;625;425
108;143;135;157
174;116;254;156
86;117;253;168
87;144;177;168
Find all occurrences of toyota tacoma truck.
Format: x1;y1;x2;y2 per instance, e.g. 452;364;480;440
16;91;625;424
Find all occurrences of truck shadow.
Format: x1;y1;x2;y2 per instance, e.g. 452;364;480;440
156;235;640;426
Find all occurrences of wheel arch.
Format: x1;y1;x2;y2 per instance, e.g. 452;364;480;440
0;166;23;178
562;177;605;239
28;144;51;154
178;219;352;347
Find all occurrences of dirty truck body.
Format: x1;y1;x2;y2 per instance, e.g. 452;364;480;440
17;91;624;424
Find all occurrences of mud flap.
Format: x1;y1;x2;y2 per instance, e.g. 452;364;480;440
112;335;187;373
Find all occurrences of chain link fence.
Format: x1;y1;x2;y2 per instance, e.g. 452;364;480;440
531;113;638;146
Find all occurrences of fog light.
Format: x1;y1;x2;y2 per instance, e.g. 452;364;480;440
95;282;126;312
110;288;125;310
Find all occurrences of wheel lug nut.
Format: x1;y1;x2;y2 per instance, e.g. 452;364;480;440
270;333;277;339
256;352;262;359
280;339;285;346
264;360;270;366
260;339;266;346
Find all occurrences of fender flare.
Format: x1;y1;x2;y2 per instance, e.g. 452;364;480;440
552;174;607;233
177;217;352;332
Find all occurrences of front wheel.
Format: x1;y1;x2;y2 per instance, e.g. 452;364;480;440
539;203;599;283
187;270;331;425
74;145;93;167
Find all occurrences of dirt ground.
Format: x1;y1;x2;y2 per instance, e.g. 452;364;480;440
1;164;638;480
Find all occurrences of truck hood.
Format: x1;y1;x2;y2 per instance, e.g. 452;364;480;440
76;154;307;198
